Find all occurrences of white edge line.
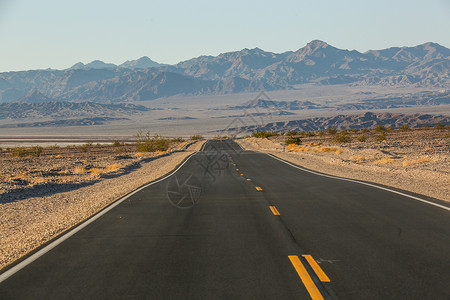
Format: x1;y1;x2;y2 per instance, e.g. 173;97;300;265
266;153;450;212
0;151;200;284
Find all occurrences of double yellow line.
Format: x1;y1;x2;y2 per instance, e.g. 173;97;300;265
289;255;330;300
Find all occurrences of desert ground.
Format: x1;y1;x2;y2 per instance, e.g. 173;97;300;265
237;127;449;203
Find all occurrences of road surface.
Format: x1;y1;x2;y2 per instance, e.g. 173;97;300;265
1;140;449;299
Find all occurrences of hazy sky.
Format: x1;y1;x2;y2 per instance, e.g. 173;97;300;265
0;0;449;72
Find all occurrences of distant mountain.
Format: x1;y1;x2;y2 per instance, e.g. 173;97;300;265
70;60;117;70
15;89;53;103
224;112;450;133
0;41;448;103
0;101;149;119
119;56;163;69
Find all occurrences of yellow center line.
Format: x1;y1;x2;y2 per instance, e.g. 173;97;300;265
302;255;330;282
269;206;280;215
236;169;239;171
240;173;244;176
247;178;251;181
288;255;324;300
255;186;263;191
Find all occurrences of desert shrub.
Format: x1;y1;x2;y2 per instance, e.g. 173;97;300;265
171;137;184;143
399;124;410;131
327;126;337;135
12;146;27;157
375;131;386;142
360;128;369;133
304;132;316;137
286;130;299;136
351;128;359;133
135;131;171;152
285;136;302;145
387;125;395;131
251;131;279;138
434;123;445;130
317;130;325;136
357;135;367;142
334;129;350;143
374;124;386;132
79;142;92;153
190;134;204;140
30;145;43;157
112;140;124;146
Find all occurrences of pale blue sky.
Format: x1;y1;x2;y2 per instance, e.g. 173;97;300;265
0;0;449;72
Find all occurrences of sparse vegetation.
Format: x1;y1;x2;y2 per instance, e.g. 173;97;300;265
357;135;367;142
286;130;299;136
327;126;337;135
375;131;387;142
79;142;92;153
251;131;279;138
171;137;184;143
285;136;302;145
399;124;410;131
190;134;204;140
11;146;27;157
135;131;171;152
333;129;350;143
30;145;43;157
374;124;386;132
434;123;445;130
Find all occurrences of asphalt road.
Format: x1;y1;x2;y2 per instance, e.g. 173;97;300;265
0;140;449;299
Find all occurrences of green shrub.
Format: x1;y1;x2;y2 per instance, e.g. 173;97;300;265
399;124;410;131
435;123;445;130
112;140;123;146
286;130;299;136
30;145;43;157
375;132;386;142
190;134;204;140
375;125;386;132
327;126;337;135
357;135;367;142
12;146;27;157
79;143;92;153
135;131;171;152
351;128;359;133
285;136;301;145
171;137;184;143
333;129;350;143
251;131;279;138
360;128;369;133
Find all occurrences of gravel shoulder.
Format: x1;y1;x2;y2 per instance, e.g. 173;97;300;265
236;131;449;203
0;141;205;271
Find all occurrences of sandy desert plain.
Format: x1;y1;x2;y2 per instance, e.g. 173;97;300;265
0;84;449;270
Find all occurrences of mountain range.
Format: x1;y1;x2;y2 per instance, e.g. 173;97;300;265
0;40;448;103
223;112;450;133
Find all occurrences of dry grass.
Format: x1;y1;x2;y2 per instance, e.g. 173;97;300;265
350;155;369;162
73;167;87;175
13;172;29;181
104;163;122;173
32;177;50;184
402;157;430;166
89;168;103;176
373;157;397;164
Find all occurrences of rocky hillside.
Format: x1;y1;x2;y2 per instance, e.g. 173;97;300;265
226;112;450;133
0;101;149;119
0;41;448;102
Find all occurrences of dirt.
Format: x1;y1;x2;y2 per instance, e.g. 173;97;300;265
236;128;450;202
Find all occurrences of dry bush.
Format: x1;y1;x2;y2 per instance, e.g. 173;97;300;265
402;157;430;167
373;158;396;164
32;177;49;184
350;155;368;162
357;135;367;142
89;168;103;176
73;167;87;175
104;163;122;173
335;149;343;154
